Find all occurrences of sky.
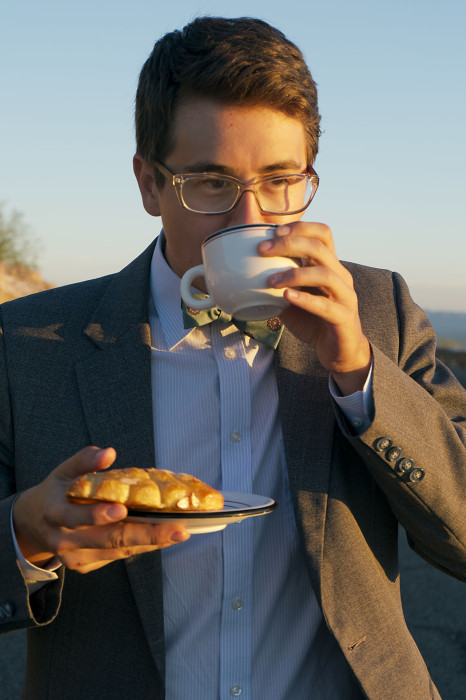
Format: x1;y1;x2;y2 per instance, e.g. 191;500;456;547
1;0;465;312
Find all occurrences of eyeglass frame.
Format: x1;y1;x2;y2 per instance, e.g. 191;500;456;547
153;161;319;215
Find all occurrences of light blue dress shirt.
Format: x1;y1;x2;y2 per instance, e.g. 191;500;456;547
149;237;366;699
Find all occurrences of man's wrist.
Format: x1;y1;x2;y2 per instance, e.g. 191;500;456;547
330;340;372;395
10;500;61;591
12;490;55;568
331;363;371;396
330;359;374;433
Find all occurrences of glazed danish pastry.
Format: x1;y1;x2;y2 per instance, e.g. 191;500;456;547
66;467;224;511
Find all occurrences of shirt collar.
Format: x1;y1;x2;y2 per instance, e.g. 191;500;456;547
150;232;193;349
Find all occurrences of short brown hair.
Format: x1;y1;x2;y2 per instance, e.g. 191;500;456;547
135;17;321;174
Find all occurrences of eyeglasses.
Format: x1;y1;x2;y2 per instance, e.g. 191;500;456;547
154;161;319;215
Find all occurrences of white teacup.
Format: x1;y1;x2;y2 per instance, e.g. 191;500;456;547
180;224;298;321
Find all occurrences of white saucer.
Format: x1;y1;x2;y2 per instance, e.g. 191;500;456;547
125;491;277;534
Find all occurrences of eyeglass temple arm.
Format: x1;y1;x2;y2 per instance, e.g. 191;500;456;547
154;161;176;182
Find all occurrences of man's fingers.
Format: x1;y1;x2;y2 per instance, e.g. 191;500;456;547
274;221;337;255
54;520;189;552
60;541;183;573
57;501;129;529
260;233;342;276
269;263;352;300
54;522;191;571
55;446;117;480
281;287;346;323
42;447;122;530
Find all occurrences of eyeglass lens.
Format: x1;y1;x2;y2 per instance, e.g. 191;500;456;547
180;174;314;214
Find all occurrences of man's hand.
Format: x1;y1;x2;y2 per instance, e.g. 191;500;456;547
259;221;371;395
12;447;190;575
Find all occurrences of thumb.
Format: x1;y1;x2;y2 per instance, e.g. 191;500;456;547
56;446;117;480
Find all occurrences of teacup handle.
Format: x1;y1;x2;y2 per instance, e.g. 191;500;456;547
180;265;216;310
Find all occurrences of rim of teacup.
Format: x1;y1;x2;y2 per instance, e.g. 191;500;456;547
202;223;278;247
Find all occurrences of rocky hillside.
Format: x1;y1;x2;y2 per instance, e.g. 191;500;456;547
0;262;53;304
436;347;466;388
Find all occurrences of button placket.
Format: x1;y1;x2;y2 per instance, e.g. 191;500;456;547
212;324;252;698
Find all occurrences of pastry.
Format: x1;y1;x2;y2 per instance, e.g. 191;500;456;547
66;467;224;511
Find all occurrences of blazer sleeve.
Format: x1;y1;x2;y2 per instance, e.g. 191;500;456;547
0;311;63;633
335;271;466;581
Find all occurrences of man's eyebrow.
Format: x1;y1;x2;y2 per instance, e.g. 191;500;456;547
182;163;235;175
182;160;305;176
260;160;305;174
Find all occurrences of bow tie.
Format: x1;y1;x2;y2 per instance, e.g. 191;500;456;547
182;298;283;349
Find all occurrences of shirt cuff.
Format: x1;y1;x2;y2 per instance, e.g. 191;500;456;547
329;361;374;433
10;502;61;594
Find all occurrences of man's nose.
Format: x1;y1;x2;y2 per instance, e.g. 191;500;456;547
226;189;270;227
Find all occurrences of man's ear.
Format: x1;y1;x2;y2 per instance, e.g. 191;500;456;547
133;154;161;217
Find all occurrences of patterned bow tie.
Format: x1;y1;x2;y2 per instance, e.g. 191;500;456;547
182;299;283;349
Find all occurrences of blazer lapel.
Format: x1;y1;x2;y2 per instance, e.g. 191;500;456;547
75;324;154;468
275;328;336;599
74;240;156;467
74;239;166;682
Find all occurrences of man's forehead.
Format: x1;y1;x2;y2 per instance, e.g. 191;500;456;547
167;98;308;171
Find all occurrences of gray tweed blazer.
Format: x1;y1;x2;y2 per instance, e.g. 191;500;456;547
0;240;465;699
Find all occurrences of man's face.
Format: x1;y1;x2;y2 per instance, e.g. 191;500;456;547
134;98;309;279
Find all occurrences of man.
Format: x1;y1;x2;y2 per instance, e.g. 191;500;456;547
1;16;465;700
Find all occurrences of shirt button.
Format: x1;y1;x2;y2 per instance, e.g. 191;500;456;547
224;348;237;359
230;686;242;697
230;431;241;443
232;598;243;611
352;418;363;429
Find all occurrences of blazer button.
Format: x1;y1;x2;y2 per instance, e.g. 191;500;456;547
409;468;425;483
375;437;392;452
386;446;403;462
2;601;15;617
395;458;414;475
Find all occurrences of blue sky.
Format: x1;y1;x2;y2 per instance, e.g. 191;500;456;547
1;0;465;311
